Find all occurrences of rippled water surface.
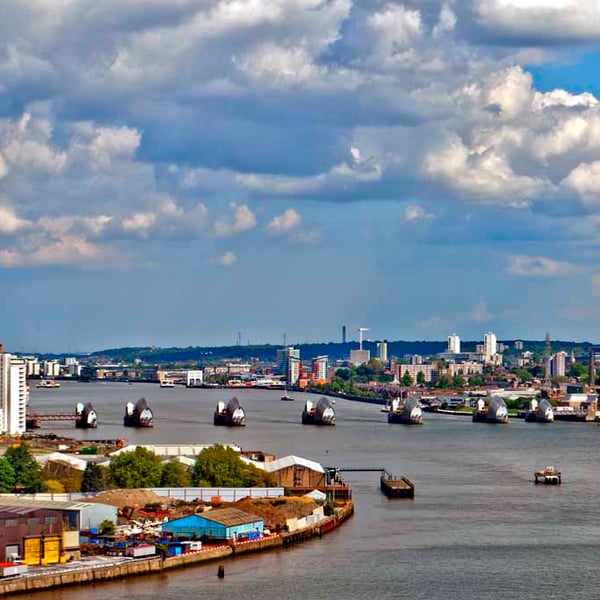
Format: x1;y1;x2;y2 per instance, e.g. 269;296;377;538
29;382;600;600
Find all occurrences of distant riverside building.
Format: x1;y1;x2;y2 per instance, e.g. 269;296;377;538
349;349;370;366
483;332;497;359
24;357;40;377
342;326;347;344
0;344;27;435
187;370;203;387
398;364;438;384
311;356;328;381
547;352;567;378
514;341;524;351
43;360;60;377
278;347;300;384
447;333;461;354
377;342;388;363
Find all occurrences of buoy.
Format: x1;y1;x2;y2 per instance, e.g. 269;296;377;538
217;565;225;578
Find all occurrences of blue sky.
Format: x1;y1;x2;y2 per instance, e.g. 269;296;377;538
3;0;600;352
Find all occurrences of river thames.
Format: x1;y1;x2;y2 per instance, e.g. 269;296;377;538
28;382;600;599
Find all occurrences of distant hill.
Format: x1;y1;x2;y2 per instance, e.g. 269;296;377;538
36;338;597;364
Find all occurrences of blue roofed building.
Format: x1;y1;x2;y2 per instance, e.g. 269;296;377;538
161;508;263;541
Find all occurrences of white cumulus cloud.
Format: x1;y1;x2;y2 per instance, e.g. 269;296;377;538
209;250;237;267
214;203;257;237
506;255;582;277
266;208;302;235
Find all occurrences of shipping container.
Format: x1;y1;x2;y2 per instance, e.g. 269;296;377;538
126;545;156;558
181;541;202;552
0;563;28;578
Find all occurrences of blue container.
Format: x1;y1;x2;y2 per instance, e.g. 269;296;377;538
90;528;98;535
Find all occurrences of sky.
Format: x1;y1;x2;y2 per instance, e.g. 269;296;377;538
3;1;600;352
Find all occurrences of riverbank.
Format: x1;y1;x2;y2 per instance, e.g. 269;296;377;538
0;500;354;597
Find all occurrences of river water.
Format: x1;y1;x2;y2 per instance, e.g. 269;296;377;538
28;382;600;600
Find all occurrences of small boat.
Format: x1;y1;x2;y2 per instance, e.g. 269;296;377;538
280;394;295;401
534;466;561;485
36;380;60;389
387;396;423;425
124;398;154;427
380;472;415;498
160;378;175;388
302;397;335;425
472;396;509;424
214;397;246;426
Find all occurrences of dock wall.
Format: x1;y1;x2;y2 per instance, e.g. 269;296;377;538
0;556;163;597
0;500;354;597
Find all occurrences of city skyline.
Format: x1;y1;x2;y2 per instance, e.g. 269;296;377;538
3;2;600;351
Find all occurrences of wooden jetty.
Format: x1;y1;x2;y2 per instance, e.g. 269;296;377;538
534;466;562;485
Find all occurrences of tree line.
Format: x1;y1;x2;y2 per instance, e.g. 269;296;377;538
0;444;274;494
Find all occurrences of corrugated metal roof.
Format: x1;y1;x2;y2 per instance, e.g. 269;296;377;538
35;452;89;471
197;508;262;527
264;455;324;474
0;496;93;511
0;505;41;516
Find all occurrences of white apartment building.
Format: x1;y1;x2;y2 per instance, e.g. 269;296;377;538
447;333;461;354
548;352;567;378
376;342;388;363
312;356;328;381
0;348;28;435
483;332;497;358
279;347;300;384
43;360;60;377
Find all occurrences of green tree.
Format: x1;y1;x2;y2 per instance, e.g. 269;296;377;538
401;371;413;386
567;363;588;379
108;447;163;489
191;445;271;487
452;375;466;389
4;444;43;493
81;462;110;493
416;371;426;386
335;368;352;381
512;369;532;383
0;459;16;492
160;460;191;487
99;519;115;535
435;375;450;389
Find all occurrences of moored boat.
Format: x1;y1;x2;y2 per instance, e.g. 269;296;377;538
387;396;423;425
380;472;415;498
124;397;154;427
159;378;175;388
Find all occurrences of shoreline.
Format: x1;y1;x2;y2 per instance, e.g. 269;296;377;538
0;500;354;597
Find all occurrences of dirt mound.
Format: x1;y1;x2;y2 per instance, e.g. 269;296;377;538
84;489;167;509
231;496;319;530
